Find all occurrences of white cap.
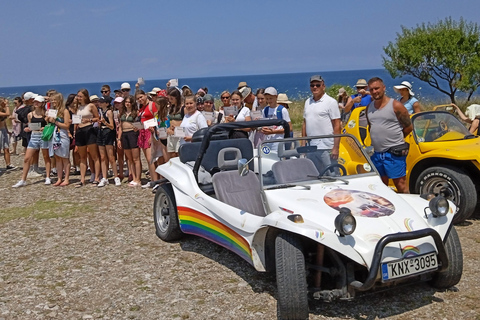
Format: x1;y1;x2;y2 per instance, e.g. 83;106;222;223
24;92;36;100
264;87;278;96
114;97;124;103
34;95;45;103
121;82;131;90
90;95;99;101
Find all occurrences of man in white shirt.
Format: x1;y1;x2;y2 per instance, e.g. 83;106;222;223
302;75;341;174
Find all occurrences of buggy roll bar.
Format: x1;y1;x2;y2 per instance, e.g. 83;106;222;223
192;119;290;183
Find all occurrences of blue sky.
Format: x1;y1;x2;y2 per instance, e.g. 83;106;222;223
0;0;478;87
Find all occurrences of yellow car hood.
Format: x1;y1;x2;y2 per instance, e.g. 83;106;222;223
417;136;480;160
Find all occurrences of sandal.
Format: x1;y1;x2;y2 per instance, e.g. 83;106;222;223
75;182;84;188
128;181;139;187
92;180;99;185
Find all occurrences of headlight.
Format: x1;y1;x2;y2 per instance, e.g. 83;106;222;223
335;208;356;236
429;196;449;217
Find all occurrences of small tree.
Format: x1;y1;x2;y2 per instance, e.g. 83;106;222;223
383;17;480;104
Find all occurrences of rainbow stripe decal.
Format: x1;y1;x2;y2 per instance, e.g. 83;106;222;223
401;245;420;258
178;207;252;262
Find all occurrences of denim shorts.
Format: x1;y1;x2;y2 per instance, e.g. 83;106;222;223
371;151;406;179
27;132;49;150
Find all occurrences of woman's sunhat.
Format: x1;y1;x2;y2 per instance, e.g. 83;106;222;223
394;81;414;96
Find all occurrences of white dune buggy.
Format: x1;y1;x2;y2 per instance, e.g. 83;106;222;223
153;120;462;320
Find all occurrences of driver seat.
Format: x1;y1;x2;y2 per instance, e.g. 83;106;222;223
272;158;319;184
212;170;265;217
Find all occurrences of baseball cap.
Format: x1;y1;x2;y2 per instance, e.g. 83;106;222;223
34;95;45;103
98;96;112;104
90;95;99;101
196;96;205;104
310;75;324;83
264;87;278;96
203;94;214;103
24;92;36;100
148;87;161;95
121;82;131;90
114;97;124;103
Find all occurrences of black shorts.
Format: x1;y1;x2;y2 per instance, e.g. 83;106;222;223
97;128;116;146
75;125;97;147
121;130;139;150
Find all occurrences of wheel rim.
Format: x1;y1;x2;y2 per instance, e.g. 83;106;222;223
421;177;458;204
155;192;170;232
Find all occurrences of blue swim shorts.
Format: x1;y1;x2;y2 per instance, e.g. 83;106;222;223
371;151;406;179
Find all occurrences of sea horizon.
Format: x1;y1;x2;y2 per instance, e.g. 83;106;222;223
0;68;468;104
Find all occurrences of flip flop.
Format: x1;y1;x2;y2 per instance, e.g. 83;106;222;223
75;182;84;188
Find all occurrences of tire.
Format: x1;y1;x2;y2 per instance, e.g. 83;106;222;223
415;166;476;224
429;226;463;288
275;232;309;320
153;184;183;242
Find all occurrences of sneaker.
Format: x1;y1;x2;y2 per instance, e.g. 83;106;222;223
27;170;42;178
12;180;26;188
6;165;16;171
97;178;109;187
114;177;121;186
45;178;51;185
142;181;153;189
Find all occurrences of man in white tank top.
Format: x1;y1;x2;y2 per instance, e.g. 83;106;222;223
366;77;412;193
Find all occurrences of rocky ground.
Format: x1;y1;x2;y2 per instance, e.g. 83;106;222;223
0;154;478;320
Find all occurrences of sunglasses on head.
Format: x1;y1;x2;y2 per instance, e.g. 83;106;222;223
310;83;322;88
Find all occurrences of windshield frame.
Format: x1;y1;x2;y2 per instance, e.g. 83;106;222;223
257;133;379;190
411;111;472;144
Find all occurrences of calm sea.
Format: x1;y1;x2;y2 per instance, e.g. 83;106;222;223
0;69;458;103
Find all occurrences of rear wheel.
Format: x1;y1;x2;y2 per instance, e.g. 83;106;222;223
415;166;476;224
429;227;463;288
153;184;183;241
275;232;309;320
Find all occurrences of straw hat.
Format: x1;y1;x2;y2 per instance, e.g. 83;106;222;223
337;87;346;96
394;81;415;96
277;93;292;104
354;79;367;88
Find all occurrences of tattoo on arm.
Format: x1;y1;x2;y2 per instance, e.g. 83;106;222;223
396;109;411;128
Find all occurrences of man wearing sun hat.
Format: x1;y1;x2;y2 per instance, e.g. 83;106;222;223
344;78;372;142
393;81;422;114
302;75;341;175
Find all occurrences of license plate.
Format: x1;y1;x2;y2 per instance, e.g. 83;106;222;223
381;252;438;281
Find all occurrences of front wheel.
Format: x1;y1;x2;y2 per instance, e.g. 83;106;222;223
429;226;463;288
153;184;183;241
275;232;309;320
415;166;476;224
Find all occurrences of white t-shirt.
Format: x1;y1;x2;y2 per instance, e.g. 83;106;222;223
180;110;208;144
303;93;340;149
235;106;251;122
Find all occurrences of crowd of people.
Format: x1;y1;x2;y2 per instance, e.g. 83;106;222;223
0;74;445;192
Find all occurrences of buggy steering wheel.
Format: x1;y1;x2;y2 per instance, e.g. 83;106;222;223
319;164;347;176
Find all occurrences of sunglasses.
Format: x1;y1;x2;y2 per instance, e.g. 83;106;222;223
122;89;130;92
101;90;109;93
221;96;230;99
310;84;323;88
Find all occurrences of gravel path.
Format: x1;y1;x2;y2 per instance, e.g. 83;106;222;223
0;154;478;320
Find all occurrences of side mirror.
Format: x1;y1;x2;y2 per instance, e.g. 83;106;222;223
238;158;250;176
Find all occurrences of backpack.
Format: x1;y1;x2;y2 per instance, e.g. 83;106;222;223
16;106;32;124
263;105;285;120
